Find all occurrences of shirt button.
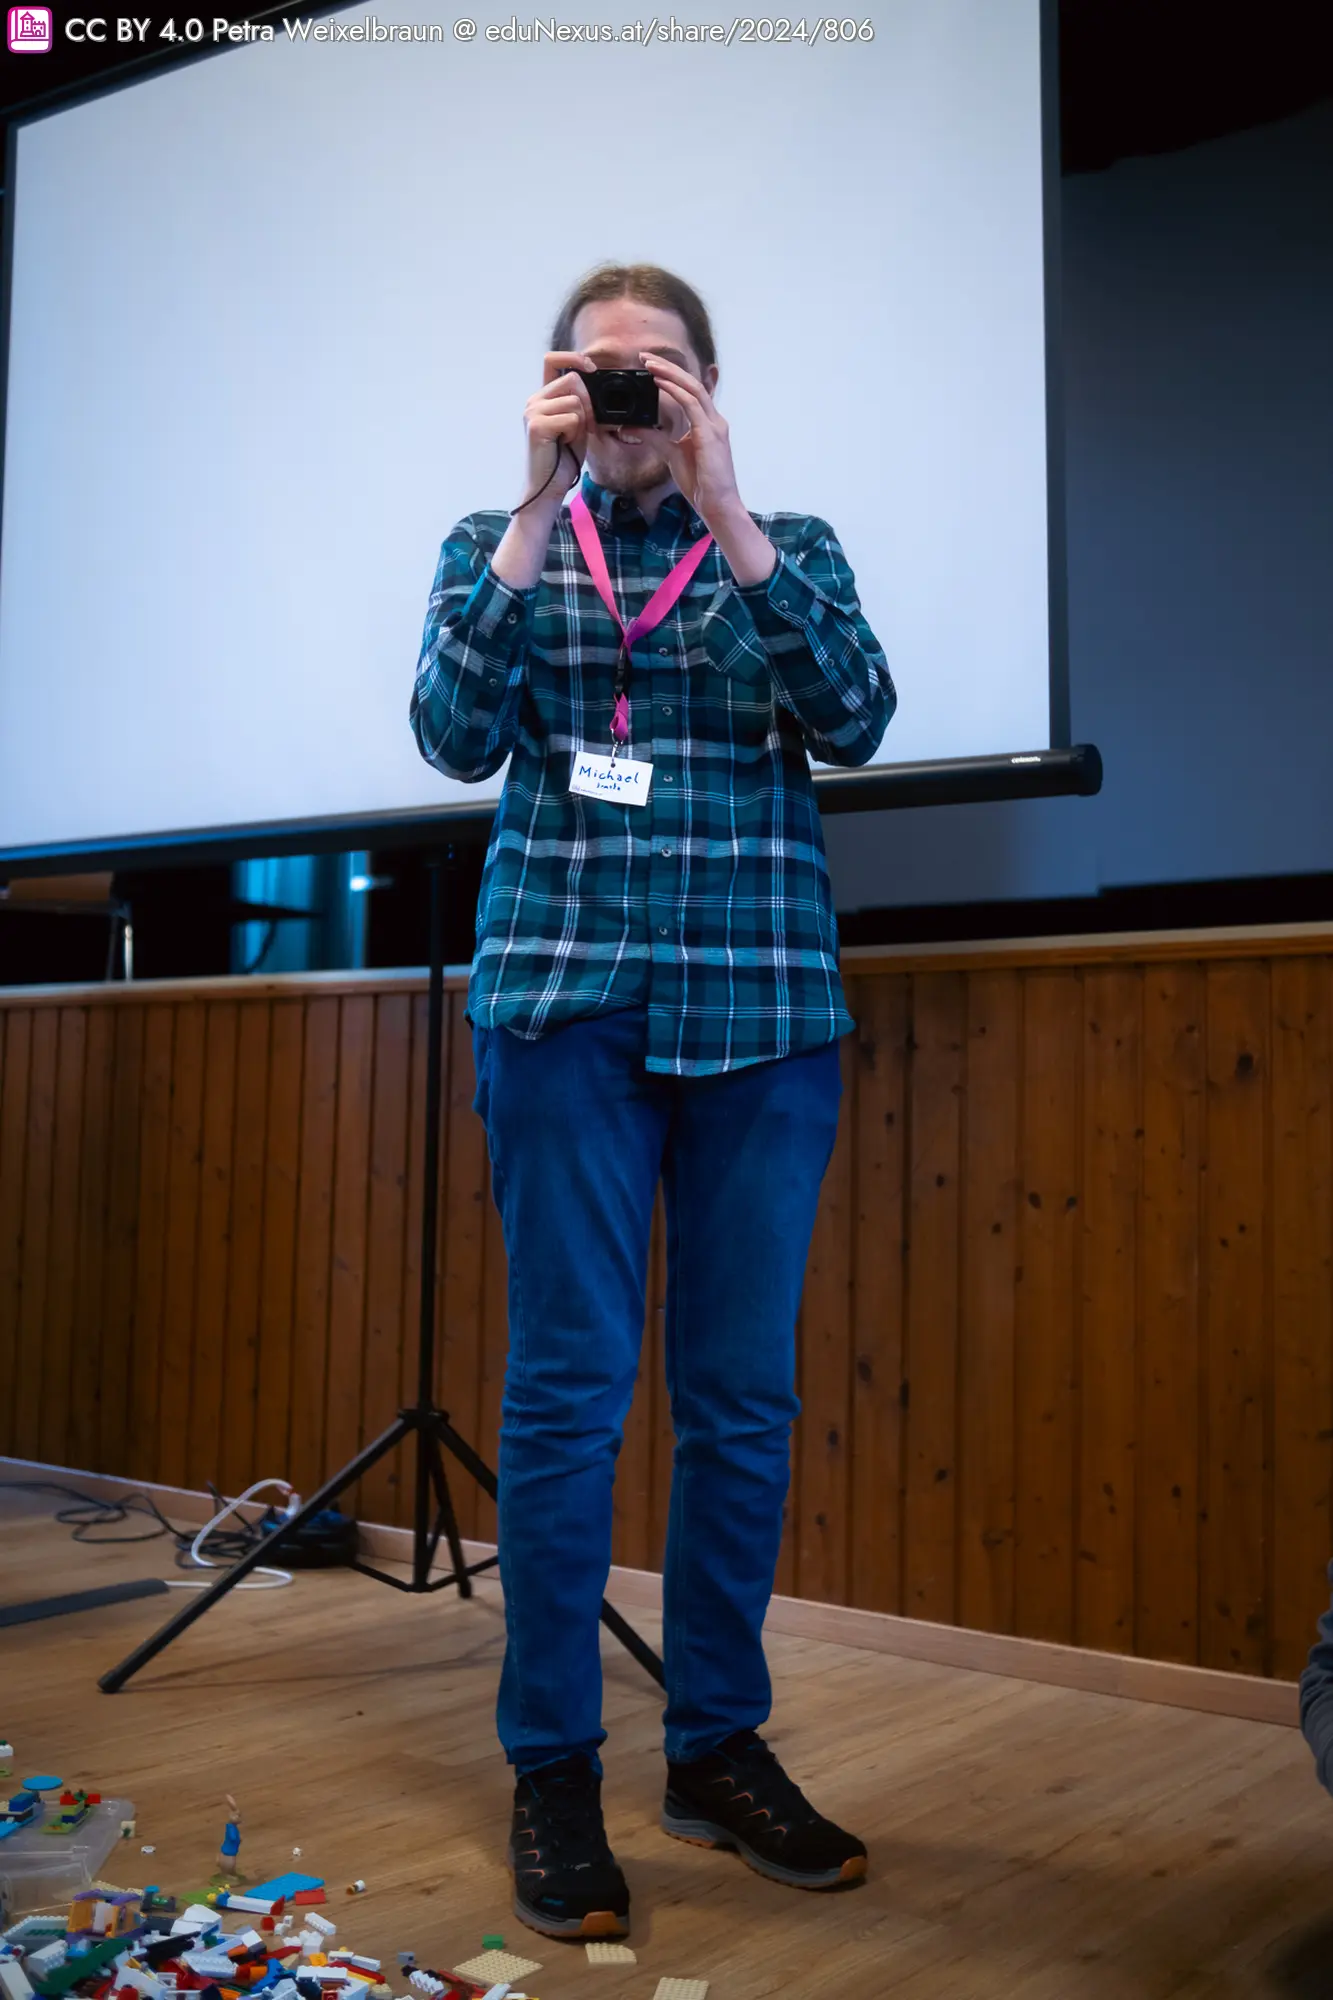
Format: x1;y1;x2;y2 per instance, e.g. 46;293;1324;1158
657;926;668;936
660;846;671;858
506;612;518;623
664;774;674;783
778;598;789;610
487;676;498;687
662;705;673;716
658;646;670;655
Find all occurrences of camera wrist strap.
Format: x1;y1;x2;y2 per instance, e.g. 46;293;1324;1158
569;490;713;759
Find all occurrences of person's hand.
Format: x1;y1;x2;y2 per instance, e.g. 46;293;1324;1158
639;350;743;527
519;351;596;507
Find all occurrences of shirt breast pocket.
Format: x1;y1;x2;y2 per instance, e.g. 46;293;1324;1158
692;580;774;748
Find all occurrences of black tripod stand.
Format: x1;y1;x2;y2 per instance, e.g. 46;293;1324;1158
100;849;664;1694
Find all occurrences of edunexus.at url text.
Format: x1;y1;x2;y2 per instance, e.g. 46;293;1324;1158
459;15;875;41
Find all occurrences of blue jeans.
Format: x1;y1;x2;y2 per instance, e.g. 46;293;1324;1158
471;1003;844;1773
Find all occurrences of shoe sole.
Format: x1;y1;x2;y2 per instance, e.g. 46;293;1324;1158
661;1809;867;1890
511;1889;629;1940
507;1856;630;1941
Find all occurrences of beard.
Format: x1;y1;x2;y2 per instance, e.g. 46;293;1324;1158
587;430;673;496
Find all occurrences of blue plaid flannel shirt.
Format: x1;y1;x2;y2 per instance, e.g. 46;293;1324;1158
410;468;895;1075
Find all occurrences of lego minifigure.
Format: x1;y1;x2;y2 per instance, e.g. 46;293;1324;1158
218;1795;243;1879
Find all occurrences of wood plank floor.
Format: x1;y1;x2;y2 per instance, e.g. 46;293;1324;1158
3;1487;1332;2000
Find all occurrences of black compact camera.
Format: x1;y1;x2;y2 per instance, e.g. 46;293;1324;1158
585;368;660;428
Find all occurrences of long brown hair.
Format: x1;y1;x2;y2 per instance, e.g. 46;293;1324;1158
550;262;717;371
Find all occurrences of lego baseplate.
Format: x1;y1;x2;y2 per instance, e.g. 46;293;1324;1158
652;1981;710;2000
585;1940;637;1964
450;1948;543;1984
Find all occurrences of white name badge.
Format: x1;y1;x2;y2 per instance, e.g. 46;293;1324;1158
569;750;654;806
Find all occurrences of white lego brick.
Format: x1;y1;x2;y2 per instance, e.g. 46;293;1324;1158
585;1942;637;1964
112;1969;162;2000
180;1952;238;1979
0;1960;34;2000
304;1913;336;1938
652;1981;710;2000
24;1946;67;1978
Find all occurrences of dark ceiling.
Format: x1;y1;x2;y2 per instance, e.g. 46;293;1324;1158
0;0;1330;176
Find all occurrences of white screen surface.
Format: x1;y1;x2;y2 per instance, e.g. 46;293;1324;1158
0;0;1052;855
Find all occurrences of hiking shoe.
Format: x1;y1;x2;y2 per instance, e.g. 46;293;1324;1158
663;1729;867;1889
508;1754;631;1939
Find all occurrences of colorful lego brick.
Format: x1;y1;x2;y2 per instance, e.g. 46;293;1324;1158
44;1791;93;1836
245;1881;323;1905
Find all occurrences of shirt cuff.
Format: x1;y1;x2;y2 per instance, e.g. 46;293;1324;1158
459;560;537;645
732;547;822;642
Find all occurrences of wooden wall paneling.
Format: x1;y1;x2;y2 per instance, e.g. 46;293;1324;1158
0;1010;31;1454
37;1009;86;1471
793;1028;855;1605
5;935;1333;1679
395;992;428;1531
126;1006;175;1484
157;1001;207;1490
648;1185;673;1575
1015;970;1082;1644
1269;956;1333;1679
848;973;908;1616
957;969;1021;1636
67;1006;114;1474
287;997;340;1499
902;972;965;1624
324;995;375;1498
358;993;411;1535
1201;961;1270;1674
475;1003;508;1544
98;1006;144;1473
1138;964;1204;1664
1076;967;1142;1653
186;1003;239;1488
14;1009;58;1459
440;990;484;1539
251;1001;304;1498
218;1003;273;1496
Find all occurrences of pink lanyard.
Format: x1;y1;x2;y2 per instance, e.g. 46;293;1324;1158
569;489;713;758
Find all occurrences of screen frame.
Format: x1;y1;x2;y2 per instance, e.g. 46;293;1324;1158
0;0;1088;877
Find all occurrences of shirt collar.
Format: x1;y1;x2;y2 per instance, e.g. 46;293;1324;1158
577;469;707;541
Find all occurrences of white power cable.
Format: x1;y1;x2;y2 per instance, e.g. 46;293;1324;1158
164;1477;300;1590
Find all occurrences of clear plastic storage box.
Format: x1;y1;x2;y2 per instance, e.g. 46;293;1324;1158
0;1797;137;1917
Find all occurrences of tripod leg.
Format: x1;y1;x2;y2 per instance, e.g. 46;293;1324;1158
423;1432;473;1598
99;1417;411;1692
424;1409;665;1686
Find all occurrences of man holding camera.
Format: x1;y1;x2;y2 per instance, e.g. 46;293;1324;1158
411;263;895;1942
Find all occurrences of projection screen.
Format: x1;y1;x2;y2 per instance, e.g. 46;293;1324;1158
0;0;1063;865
